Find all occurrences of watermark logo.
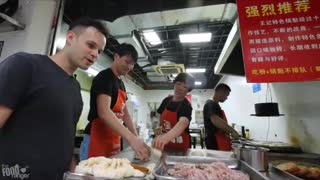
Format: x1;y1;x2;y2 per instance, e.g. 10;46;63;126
1;164;30;180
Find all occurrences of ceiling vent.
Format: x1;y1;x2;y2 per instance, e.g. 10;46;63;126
153;64;185;75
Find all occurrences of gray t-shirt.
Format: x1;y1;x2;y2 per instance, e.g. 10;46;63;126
0;52;83;180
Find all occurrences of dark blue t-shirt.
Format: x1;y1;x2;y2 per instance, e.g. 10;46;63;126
203;99;224;149
0;52;83;180
84;68;126;134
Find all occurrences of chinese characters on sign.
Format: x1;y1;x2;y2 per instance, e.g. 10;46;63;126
237;0;320;82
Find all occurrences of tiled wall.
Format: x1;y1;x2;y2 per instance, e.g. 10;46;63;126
219;75;320;154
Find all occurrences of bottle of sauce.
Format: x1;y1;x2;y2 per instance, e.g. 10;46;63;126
245;129;250;139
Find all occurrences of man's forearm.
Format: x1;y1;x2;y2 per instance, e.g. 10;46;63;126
69;155;77;172
123;116;138;136
211;115;238;135
123;107;138;136
165;118;189;141
99;109;135;141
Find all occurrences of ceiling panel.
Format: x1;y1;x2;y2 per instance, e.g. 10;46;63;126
163;4;227;25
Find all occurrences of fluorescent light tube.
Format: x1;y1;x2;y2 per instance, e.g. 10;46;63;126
143;30;162;45
186;68;206;73
179;33;212;43
56;37;66;49
195;81;202;85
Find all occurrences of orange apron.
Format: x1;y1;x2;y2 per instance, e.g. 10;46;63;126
161;99;190;151
213;110;232;151
88;78;126;158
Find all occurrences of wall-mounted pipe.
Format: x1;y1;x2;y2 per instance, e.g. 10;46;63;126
132;29;156;65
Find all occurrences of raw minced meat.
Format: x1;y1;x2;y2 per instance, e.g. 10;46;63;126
167;162;250;180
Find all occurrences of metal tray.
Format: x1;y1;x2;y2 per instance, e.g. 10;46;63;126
269;164;303;180
268;160;320;180
153;156;269;180
63;172;152;180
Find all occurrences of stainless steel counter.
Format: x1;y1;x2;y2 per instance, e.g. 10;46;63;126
268;152;320;164
66;148;320;180
112;148;270;180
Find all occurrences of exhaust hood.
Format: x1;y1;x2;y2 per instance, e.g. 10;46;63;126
215;19;245;77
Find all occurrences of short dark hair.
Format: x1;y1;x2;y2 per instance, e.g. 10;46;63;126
68;17;109;38
173;73;195;92
114;43;138;62
215;83;231;92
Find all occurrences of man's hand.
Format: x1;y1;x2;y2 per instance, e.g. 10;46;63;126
152;134;170;151
231;132;240;140
128;136;150;161
69;156;78;173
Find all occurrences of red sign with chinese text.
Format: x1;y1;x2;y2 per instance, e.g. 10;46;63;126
237;0;320;82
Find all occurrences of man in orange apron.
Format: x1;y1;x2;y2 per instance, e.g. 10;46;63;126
203;83;239;151
152;73;195;152
86;43;150;160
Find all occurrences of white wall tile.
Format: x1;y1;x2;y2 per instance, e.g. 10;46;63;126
219;75;320;153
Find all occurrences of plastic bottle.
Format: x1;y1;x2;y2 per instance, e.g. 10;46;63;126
245;129;250;139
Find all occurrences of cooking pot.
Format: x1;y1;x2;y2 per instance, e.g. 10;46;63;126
241;146;269;171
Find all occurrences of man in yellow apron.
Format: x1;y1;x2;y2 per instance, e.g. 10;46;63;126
87;43;150;160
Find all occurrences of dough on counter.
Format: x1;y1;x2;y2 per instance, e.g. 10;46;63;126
75;156;110;174
75;157;145;179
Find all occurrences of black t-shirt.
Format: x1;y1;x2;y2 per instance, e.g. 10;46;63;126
0;52;83;180
85;68;126;134
157;96;192;133
203;99;224;137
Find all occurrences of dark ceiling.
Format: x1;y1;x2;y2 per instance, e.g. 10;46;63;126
64;0;243;90
64;0;236;22
134;21;233;89
220;40;245;76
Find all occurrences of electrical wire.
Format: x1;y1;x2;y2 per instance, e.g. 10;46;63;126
265;83;273;102
266;117;270;142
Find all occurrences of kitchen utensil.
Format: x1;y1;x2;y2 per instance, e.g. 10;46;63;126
150;147;166;165
130;163;149;173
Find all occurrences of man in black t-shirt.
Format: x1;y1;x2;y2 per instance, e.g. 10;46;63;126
0;17;108;180
203;83;239;151
85;43;150;161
